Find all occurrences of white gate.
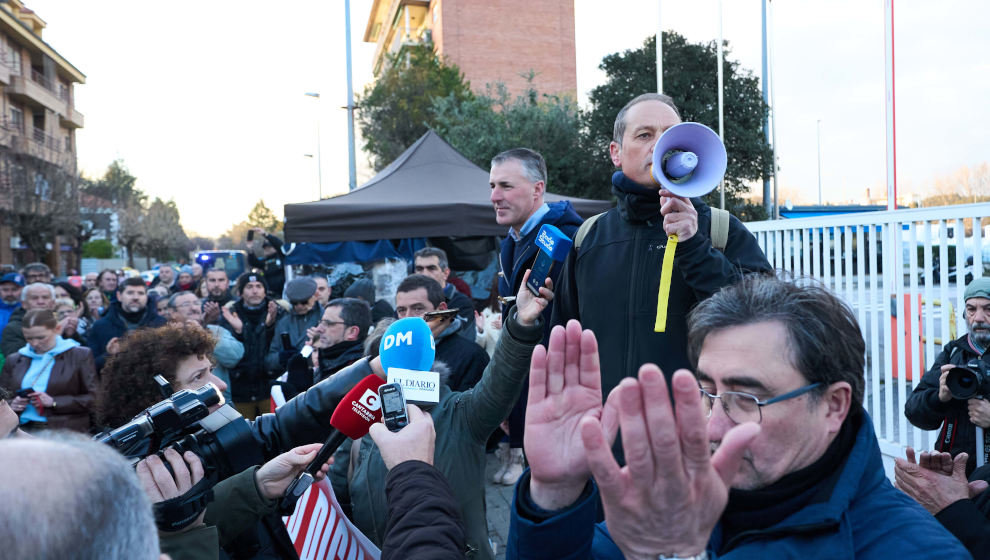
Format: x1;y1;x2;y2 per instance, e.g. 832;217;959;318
746;202;990;472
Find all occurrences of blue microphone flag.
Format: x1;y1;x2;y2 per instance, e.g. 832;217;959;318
526;224;573;296
379;317;436;374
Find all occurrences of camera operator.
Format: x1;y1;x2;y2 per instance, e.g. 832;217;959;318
138;442;334;559
895;447;990;558
906;277;990;475
368;402;466;560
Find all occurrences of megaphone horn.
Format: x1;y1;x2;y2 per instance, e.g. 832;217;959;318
649;122;727;198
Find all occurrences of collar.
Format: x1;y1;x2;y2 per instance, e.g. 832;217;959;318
508;203;551;241
612;171;663;223
968;334;987;355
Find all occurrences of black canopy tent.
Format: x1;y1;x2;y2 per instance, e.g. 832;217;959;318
283;130;612;243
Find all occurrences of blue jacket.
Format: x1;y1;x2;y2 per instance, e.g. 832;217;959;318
86;302;167;370
0;300;19;335
507;412;972;559
499;201;583;343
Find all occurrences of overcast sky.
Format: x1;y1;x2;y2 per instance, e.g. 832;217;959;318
31;0;990;236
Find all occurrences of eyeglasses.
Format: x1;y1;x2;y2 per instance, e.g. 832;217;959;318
699;382;822;424
414;265;441;273
290;300;311;306
320;319;346;328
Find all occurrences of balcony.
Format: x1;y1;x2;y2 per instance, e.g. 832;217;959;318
59;106;83;129
8;73;63;113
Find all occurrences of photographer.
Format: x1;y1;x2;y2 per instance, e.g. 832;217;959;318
906;277;990;475
368;403;466;560
139;443;334;559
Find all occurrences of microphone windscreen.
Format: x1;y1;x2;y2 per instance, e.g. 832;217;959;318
534;224;573;262
379;317;435;373
330;374;386;439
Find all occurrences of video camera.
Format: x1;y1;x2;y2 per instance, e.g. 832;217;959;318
946;360;990;400
94;377;263;485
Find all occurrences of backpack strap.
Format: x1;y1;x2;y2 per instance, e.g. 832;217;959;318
573;212;605;251
709;207;730;251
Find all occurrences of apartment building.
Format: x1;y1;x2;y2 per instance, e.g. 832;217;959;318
364;0;576;100
0;0;85;274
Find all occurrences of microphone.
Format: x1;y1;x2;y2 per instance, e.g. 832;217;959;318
525;224;572;296
379;318;440;405
277;374;385;513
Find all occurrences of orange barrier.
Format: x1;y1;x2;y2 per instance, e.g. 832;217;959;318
890;294;925;381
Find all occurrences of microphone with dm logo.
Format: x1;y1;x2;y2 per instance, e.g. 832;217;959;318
380;317;440;406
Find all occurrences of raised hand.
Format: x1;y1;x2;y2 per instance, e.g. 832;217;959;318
659;189;699;241
580;368;760;559
222;307;243;334
525;320;617;510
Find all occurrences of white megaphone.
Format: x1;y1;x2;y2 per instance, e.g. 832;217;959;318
649;122;727;198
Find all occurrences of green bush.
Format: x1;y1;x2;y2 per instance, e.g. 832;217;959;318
82;239;115;259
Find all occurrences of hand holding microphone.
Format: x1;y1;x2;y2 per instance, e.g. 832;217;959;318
369;404;435;471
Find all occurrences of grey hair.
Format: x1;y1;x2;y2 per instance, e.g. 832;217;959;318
21;281;56;302
167;290;200;309
413;247;449;271
687;274;865;413
491;147;548;186
22;262;51;276
0;432;160;559
613;93;682;145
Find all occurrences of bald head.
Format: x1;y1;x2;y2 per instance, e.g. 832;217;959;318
0;434;160;559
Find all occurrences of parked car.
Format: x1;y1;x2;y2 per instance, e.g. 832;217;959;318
919;255;974;285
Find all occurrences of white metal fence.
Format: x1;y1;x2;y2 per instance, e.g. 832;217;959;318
745;202;990;468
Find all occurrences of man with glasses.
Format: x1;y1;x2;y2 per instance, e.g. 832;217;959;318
284;297;371;398
21;262;52;285
508;275;966;559
265;277;322;376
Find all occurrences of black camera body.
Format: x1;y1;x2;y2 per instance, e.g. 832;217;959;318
946;360;990;400
94;383;262;485
14;388;32;398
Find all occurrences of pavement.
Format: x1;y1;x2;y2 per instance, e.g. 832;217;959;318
484;452;518;560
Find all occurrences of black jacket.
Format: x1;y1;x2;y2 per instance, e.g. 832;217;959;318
248;233;286;298
382;460;466;560
86;302;167;370
443;283;477;340
934;464;990;559
551;172;773;398
219;298;284;402
905;334;986;475
435;318;490;392
0;306;26;357
499;201;584;344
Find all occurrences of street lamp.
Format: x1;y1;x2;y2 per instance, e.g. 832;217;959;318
304;92;323;200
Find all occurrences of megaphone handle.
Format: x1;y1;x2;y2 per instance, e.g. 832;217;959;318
654;234;678;333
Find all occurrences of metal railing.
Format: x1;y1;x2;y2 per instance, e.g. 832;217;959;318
746;203;990;461
30;68;54;93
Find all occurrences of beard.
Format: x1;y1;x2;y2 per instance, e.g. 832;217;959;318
969;321;990;348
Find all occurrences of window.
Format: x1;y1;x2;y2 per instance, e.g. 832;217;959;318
9;106;22;132
64;134;72;152
8;45;20;75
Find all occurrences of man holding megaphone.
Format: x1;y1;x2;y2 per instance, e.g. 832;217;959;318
552;93;772;455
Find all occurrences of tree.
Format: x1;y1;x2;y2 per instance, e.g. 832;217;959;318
83;159;146;208
188;236;215;251
216;221;252;250
922;163;990;207
82;239;115;259
0;155;80;263
140;198;189;263
433;79;590;197
357;44;474;171
247;199;283;234
582;33;772;219
116;201;145;268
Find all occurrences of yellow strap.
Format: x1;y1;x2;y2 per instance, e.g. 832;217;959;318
654;234;678;332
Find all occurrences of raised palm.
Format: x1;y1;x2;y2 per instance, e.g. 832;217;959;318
524;320;617;491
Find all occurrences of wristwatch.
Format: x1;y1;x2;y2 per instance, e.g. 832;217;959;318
658;553;707;560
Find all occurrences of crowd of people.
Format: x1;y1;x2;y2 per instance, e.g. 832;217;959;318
0;92;988;560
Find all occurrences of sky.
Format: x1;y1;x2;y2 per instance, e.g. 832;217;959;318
29;0;990;236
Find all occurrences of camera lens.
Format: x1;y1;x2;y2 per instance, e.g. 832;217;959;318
947;366;981;400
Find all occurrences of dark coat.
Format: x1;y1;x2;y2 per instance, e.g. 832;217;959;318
498;201;584;344
383;460;466;560
443;283;477;340
0;345;98;432
435;319;490;393
86;302;167;371
248;233;286;298
218;298;284;403
934;464;990;558
904;334;985;475
506;413;971;559
551;173;773;398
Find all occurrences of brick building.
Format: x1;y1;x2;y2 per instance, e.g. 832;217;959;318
364;0;576;99
0;0;85;275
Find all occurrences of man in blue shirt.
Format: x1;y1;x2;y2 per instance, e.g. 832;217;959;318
0;273;23;338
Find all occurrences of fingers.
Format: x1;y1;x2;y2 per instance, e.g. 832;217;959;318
905;447;917;465
952;452;969;479
638;365;679;475
162;448;192;493
671;370;713;476
614;379;656;483
545;324;567;395
406;403;431;426
135;459;165;502
969;480;989;498
562;319;582;389
368;422;389;445
578;327;602;391
145;454;179;498
580;415;623;497
185;451;205;486
710;422;760;488
527;342;549;404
